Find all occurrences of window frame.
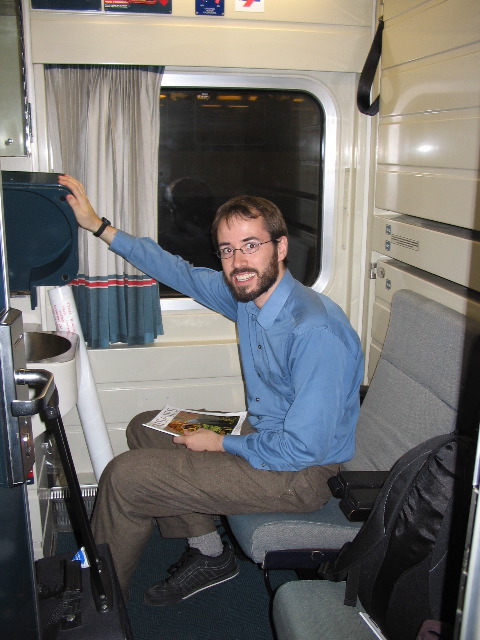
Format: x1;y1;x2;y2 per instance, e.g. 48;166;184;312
159;68;337;311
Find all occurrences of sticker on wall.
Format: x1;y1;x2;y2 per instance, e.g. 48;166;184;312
31;0;101;9
196;0;224;16
235;0;264;12
104;0;172;13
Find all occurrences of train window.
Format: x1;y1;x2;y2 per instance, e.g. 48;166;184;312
158;87;325;298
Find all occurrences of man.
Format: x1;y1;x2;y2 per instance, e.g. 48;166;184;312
59;174;364;606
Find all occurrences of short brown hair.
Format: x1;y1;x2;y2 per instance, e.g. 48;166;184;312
211;196;288;249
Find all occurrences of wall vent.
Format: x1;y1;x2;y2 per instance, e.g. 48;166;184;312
391;234;419;251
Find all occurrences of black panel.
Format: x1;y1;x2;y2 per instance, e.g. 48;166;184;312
31;0;101;10
104;0;172;13
2;172;79;308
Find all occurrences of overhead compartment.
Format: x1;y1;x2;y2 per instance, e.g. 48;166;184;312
371;214;480;292
365;0;480;379
374;0;480;250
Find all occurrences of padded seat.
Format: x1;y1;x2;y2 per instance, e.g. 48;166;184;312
227;290;480;575
273;580;374;640
228;493;361;564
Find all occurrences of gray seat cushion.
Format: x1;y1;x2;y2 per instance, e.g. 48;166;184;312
228;497;361;564
273;580;375;640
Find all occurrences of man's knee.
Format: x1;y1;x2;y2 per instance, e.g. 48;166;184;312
100;451;135;490
126;410;159;449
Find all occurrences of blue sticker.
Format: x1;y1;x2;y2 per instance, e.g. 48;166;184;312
196;0;224;16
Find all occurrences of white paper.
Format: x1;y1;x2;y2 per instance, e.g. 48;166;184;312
49;286;114;481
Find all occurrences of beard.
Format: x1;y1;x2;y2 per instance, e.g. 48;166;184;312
224;251;280;303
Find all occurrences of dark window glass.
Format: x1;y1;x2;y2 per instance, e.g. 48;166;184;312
158;89;324;297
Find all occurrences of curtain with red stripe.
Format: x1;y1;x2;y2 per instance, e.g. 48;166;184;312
71;275;162;348
45;65;163;348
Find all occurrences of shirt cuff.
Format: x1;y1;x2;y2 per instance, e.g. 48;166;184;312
222;434;246;456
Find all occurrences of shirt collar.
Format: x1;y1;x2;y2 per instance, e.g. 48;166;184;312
245;270;295;329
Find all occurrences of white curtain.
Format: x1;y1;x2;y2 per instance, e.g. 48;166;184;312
45;65;163;347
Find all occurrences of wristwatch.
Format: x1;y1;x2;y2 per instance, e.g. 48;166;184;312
93;217;111;237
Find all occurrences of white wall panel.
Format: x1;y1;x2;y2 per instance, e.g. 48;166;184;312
377;110;480;171
157;309;236;342
380;49;480;117
223;0;371;24
382;0;479;69
375;168;480;230
29;1;372;72
30;18;369;72
367;0;480;405
28;0;372;25
88;342;242;384
95;379;247;421
383;0;434;21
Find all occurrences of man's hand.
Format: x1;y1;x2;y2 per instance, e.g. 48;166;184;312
58;174;117;244
173;428;225;452
58;174;101;232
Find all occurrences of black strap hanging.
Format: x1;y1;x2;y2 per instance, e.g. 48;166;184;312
357;18;384;116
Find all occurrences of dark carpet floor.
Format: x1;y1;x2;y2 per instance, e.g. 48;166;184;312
55;526;297;640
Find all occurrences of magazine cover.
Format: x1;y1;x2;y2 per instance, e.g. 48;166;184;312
143;405;247;436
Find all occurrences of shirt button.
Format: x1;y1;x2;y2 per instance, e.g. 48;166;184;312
258;345;262;349
256;398;260;402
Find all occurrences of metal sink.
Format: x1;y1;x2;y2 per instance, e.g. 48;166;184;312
24;331;79;438
24;331;78;363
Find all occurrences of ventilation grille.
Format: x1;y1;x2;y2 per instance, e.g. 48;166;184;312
49;485;97;532
391;234;419;251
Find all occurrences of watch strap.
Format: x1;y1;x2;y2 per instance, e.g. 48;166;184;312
93;217;111;237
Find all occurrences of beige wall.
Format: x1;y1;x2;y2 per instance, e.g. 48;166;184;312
29;0;372;71
367;0;480;377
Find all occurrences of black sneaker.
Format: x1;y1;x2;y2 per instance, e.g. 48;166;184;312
144;544;239;606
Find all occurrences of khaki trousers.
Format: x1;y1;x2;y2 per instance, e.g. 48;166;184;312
91;411;338;596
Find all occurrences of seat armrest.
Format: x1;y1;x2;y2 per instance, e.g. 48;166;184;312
328;470;389;521
339;487;380;522
328;470;389;498
263;548;340;571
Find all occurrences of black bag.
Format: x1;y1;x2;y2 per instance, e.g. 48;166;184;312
319;433;475;640
36;543;131;640
35;390;133;640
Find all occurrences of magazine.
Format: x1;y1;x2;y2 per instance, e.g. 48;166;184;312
143;405;247;436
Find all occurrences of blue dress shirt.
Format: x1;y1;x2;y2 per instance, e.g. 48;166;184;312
110;231;364;472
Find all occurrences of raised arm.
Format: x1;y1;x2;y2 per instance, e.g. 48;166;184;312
58;174;117;245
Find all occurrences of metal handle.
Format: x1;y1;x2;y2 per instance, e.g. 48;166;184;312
11;368;55;417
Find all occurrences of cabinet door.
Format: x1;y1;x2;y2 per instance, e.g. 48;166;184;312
0;1;28;157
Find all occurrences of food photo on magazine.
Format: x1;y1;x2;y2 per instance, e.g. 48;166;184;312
143;405;247;436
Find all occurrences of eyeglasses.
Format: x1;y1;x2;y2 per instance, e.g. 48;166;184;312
216;240;274;260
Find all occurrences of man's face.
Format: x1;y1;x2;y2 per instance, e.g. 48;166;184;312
217;215;287;307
